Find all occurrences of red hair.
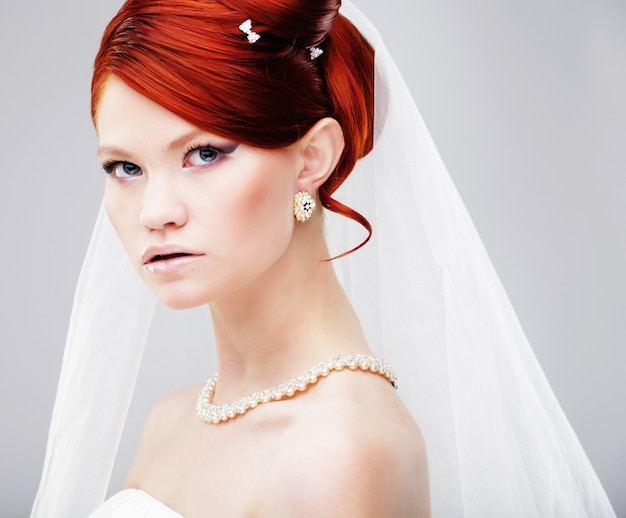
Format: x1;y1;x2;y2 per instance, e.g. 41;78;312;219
92;0;374;254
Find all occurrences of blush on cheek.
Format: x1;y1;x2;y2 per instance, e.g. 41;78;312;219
225;166;296;268
236;170;292;225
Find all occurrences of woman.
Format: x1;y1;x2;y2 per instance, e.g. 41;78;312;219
32;0;616;516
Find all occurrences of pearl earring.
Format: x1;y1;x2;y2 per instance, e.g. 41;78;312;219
293;191;316;222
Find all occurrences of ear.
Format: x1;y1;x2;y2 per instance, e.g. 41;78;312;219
295;118;345;193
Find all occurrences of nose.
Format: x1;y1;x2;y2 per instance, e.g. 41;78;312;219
139;175;188;230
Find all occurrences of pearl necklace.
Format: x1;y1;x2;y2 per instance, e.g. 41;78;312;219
196;354;397;424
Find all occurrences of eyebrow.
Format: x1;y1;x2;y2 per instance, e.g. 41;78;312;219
97;129;218;158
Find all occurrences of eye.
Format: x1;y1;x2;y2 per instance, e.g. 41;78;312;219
102;161;142;179
184;145;222;168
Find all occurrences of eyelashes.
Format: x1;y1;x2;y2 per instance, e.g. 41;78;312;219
101;142;240;180
185;141;239;158
182;143;233;168
101;160;141;178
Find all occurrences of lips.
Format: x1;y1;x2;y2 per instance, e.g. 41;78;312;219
141;246;204;275
148;252;193;263
142;245;202;265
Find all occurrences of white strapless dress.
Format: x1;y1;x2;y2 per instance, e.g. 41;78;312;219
89;489;184;517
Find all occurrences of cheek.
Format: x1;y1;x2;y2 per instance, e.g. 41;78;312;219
217;160;295;257
240;173;290;220
104;182;141;261
104;183;122;235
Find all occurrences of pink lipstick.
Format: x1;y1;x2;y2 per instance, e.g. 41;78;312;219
142;245;204;274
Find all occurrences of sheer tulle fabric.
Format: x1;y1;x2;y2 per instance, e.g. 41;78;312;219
31;206;156;517
32;2;615;517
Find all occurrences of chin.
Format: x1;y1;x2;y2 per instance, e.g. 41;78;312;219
146;282;213;311
161;288;213;310
159;296;206;311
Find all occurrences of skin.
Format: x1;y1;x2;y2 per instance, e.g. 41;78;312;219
97;76;431;517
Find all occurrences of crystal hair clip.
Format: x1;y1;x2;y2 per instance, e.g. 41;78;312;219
239;19;261;43
307;46;324;60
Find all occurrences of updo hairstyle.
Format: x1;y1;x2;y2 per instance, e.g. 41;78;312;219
92;0;375;248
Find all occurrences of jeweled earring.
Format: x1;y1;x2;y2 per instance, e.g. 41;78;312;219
293;191;316;222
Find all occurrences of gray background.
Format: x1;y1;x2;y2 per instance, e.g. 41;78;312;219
1;0;624;516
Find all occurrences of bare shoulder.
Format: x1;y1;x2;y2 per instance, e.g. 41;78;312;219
124;384;200;487
267;371;431;517
139;384;200;441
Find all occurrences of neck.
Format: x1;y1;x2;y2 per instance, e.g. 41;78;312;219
207;219;370;404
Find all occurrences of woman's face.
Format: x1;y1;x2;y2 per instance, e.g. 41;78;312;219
97;77;303;309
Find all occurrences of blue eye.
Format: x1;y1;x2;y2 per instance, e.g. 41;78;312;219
185;146;220;167
199;147;218;162
103;161;142;179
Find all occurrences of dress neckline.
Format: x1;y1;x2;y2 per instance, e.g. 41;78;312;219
90;488;184;517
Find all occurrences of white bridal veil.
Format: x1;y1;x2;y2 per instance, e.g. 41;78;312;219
32;1;616;517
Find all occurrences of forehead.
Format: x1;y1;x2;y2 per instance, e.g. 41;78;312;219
96;76;197;146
